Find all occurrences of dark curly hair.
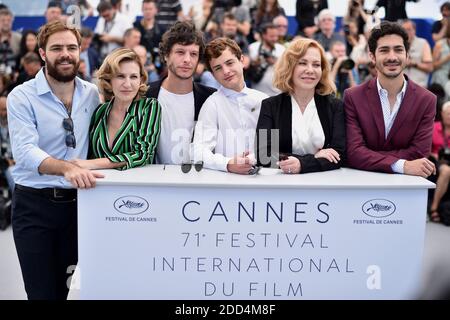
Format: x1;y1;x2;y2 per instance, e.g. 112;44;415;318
159;21;205;64
368;21;409;55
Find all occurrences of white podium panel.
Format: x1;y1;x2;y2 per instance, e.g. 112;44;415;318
78;166;434;299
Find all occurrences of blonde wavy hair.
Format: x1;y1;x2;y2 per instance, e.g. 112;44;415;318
273;38;336;95
97;48;149;101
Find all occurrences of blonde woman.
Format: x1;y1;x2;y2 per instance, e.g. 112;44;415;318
256;38;345;173
72;48;161;170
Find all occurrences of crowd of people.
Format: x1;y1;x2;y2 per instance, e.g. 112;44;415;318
0;0;449;299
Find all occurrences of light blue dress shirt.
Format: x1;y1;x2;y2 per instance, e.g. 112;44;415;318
7;68;99;188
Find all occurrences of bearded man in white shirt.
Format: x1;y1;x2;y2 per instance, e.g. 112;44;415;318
193;37;268;174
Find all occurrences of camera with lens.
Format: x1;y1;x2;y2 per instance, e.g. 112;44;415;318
248;47;273;84
340;58;355;71
358;63;370;80
439;147;450;162
332;57;355;72
260;47;274;60
0;141;9;171
343;24;351;36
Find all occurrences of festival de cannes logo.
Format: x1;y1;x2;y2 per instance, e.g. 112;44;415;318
114;196;149;215
362;199;396;218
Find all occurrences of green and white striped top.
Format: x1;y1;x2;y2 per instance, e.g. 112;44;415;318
88;97;162;170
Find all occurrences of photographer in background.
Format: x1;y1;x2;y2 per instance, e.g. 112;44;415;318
431;23;450;90
314;9;345;53
402;19;433;88
344;19;366;57
432;2;450;43
0;96;12;230
329;41;358;98
134;0;163;77
295;0;328;38
429;101;450;223
249;23;285;96
344;0;368;35
93;0;132;60
273;15;293;46
375;0;419;22
0;95;14;193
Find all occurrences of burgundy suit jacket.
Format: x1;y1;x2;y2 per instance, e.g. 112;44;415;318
344;77;436;173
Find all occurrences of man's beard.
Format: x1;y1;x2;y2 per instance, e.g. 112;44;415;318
168;62;195;80
46;57;80;82
379;60;405;79
382;71;402;79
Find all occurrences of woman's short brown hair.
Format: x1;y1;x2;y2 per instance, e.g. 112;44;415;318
97;48;149;101
273;38;336;95
37;20;81;50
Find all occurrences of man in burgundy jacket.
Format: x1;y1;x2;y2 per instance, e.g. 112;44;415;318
344;21;436;178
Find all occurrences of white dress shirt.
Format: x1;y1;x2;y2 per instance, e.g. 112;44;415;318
291;96;325;155
193;86;268;171
376;78;408;173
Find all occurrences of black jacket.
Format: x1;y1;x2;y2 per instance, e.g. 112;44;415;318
256;92;346;173
375;0;418;21
296;0;328;32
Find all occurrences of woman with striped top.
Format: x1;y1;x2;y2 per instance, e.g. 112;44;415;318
72;48;161;170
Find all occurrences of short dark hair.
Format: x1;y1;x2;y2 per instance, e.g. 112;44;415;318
80;27;94;38
22;52;41;65
441;2;450;12
47;1;62;9
261;23;278;35
124;27;140;38
221;12;237;24
367;21;409;55
97;0;113;13
159;21;205;64
0;8;12;17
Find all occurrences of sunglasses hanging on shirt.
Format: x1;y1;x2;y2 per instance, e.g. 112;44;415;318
62;117;76;148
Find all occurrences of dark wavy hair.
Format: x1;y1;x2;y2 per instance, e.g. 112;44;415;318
368;21;409;55
19;30;39;58
159;21;205;64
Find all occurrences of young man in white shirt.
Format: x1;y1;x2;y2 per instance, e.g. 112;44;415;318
193;37;268;174
147;21;215;165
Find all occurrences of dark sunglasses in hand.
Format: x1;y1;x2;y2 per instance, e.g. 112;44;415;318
63;117;76;148
181;161;204;173
248;165;261;175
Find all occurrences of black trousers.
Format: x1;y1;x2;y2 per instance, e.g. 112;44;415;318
12;187;78;300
